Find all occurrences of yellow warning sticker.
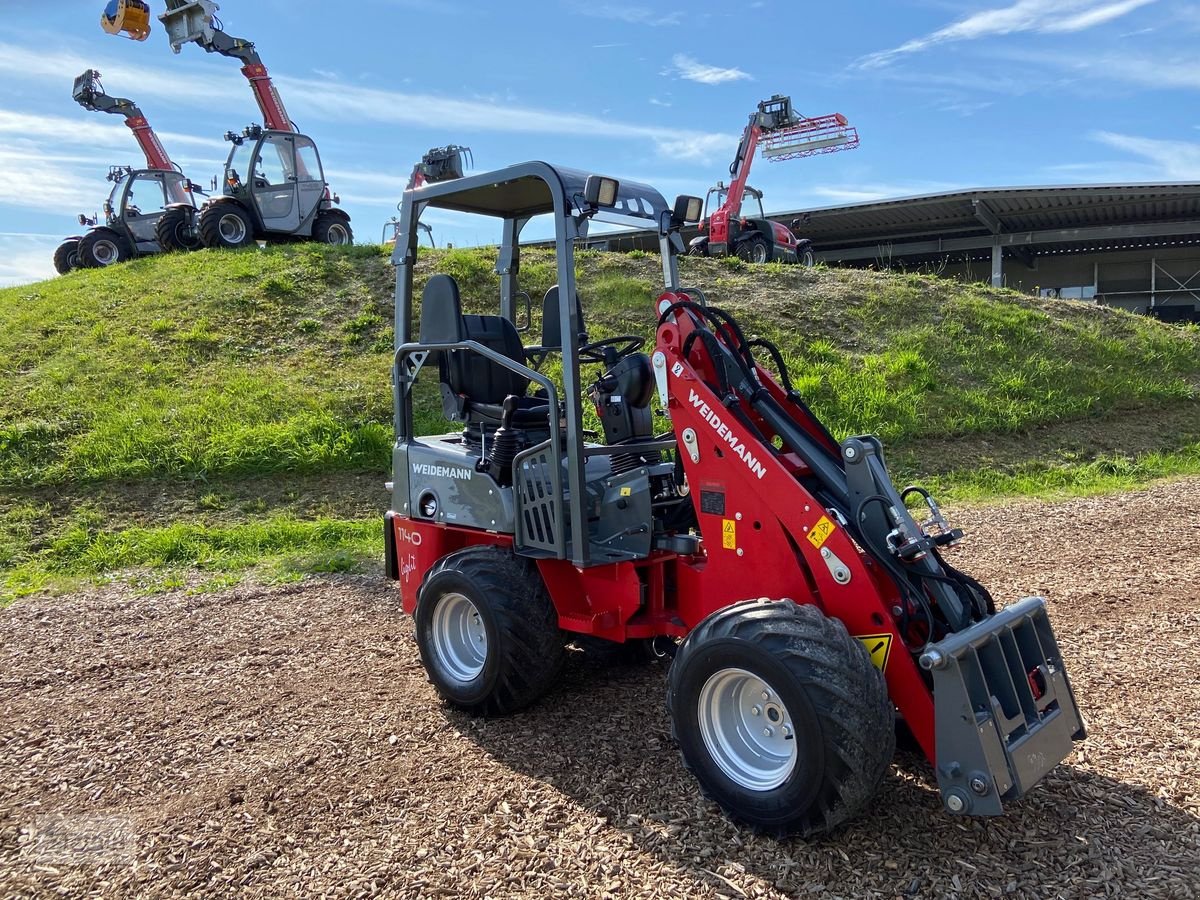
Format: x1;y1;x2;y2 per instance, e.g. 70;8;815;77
858;634;893;671
620;487;632;497
807;515;836;550
722;519;737;550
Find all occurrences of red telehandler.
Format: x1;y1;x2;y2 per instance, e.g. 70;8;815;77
385;162;1084;837
689;95;859;264
55;68;202;273
383;145;474;246
103;0;353;248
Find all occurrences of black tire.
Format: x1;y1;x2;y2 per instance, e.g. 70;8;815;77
415;546;565;716
668;599;895;837
77;229;133;268
156;206;202;252
312;211;353;246
799;246;816;267
53;239;81;274
198;202;256;249
736;235;771;264
686;242;708;258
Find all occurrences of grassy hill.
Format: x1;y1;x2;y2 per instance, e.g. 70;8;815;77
2;244;1198;602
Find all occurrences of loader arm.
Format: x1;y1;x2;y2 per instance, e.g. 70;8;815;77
72;69;174;172
158;0;293;133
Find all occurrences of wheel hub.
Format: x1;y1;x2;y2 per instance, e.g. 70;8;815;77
92;240;119;266
430;592;488;682
219;213;247;244
697;667;798;791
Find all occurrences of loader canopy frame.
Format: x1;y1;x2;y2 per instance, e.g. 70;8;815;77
391;162;682;566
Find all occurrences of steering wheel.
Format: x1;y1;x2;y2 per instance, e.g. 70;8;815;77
578;335;645;364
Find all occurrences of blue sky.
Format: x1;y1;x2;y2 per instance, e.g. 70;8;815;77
1;0;1198;285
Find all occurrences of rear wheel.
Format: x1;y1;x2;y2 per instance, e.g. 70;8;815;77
737;235;771;264
53;239;81;274
668;599;895;837
415;546;565;716
156;206;202;252
198;203;255;249
78;230;132;268
313;211;353;246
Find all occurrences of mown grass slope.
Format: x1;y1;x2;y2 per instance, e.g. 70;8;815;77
2;244;1198;601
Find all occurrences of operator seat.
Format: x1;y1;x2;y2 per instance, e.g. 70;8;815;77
419;274;550;429
540;285;587;349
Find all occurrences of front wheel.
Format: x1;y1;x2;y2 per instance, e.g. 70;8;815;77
53;239;81;274
736;235;771;264
198;203;256;249
77;230;133;268
668;599;895;837
313;211;353;246
156;206;202;252
799;246;816;267
415;546;565;716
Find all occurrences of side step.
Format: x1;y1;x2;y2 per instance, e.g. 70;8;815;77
920;596;1085;815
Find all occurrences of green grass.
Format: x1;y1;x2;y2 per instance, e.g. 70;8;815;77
1;511;380;604
2;242;1198;599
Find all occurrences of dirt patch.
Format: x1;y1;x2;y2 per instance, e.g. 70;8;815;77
1;480;1198;898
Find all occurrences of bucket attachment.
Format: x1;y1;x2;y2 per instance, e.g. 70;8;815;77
418;146;473;185
921;596;1086;816
101;0;152;41
159;0;221;54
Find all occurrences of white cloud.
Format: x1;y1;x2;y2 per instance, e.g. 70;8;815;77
651;133;738;164
1091;131;1200;179
0;42;732;161
0;234;60;287
667;54;752;85
572;4;681;26
859;0;1159;67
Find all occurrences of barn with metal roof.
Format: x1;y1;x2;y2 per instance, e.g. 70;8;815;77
584;182;1200;320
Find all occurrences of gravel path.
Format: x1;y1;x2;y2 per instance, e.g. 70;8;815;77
2;480;1199;899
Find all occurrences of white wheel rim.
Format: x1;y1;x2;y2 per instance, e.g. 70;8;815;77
326;223;350;245
698;667;798;791
753;243;768;263
92;240;119;266
430;592;488;682
219;213;247;244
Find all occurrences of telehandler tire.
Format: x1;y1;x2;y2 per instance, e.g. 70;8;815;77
199;202;256;250
668;599;895;837
156;206;202;252
53;239;81;274
313;211;353;246
415;546;565;716
78;229;133;268
736;235;771;264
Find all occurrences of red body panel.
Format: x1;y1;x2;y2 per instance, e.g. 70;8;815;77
124;116;174;172
241;63;292;133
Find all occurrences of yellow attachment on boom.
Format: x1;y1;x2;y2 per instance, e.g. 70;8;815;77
100;0;152;41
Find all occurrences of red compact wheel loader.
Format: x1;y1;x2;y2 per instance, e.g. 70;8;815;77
104;0;352;249
689;95;858;264
55;69;203;274
384;163;1085;836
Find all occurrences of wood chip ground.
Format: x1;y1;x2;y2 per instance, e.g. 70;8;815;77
2;479;1198;898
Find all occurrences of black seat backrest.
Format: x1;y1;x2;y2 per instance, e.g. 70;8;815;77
541;285;587;349
419;273;529;405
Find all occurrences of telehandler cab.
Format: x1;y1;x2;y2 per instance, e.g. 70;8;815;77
385;162;1085;836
